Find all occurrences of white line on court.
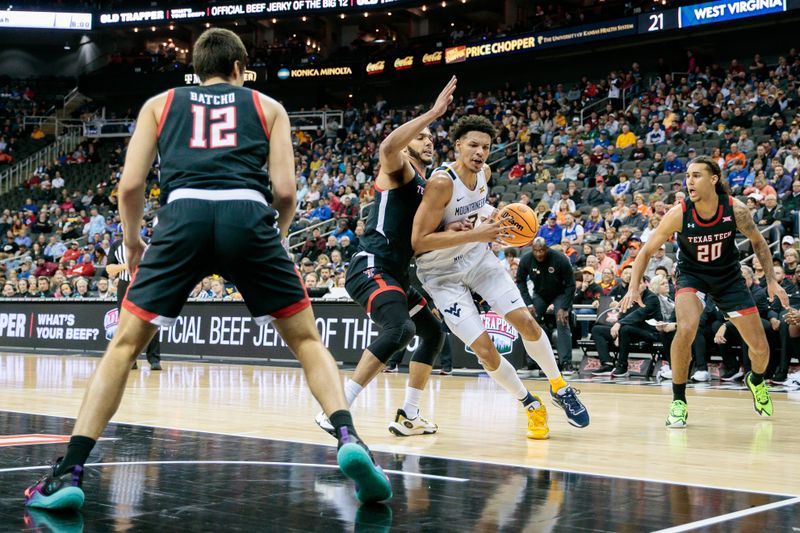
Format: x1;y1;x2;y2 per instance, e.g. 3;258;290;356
0;460;468;483
2;408;794;498
651;497;800;533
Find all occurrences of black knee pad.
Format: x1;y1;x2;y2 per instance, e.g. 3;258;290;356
369;318;416;363
368;296;417;363
410;307;445;366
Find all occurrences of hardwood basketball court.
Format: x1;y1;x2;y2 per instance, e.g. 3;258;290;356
1;352;798;531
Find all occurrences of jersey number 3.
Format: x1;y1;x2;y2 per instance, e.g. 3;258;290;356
696;242;722;262
190;105;237;149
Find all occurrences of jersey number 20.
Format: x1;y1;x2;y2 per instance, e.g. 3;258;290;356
696;242;722;262
190;105;237;149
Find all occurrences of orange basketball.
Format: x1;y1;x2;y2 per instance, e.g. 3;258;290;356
496;202;539;247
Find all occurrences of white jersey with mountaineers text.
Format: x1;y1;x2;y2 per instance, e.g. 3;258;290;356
416;163;493;270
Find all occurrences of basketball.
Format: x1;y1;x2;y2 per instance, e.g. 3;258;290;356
496;203;539;247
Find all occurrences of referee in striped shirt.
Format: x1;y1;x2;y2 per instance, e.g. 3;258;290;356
108;233;162;370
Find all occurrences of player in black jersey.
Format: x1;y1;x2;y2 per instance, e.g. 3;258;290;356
315;78;456;438
24;28;390;511
621;156;789;428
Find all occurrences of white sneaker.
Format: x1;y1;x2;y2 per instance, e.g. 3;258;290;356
783;373;800;389
388;409;438;437
516;369;535;378
691;370;710;382
314;411;336;437
659;364;673;380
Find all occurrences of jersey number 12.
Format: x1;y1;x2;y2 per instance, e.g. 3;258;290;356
190;105;237;149
696;242;722;262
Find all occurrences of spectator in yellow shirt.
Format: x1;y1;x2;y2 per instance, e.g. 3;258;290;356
148;184;160;201
30;127;45;140
615;124;637;149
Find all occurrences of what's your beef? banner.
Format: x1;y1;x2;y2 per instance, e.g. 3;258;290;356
0;301;522;368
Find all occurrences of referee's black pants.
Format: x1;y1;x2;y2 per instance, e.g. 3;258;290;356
118;278;161;363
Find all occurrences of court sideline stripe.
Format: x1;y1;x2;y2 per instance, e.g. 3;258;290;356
1;408;795;498
651;497;800;533
0;460;468;483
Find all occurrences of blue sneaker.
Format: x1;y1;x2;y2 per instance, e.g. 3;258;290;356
24;460;84;510
551;386;590;428
336;428;392;504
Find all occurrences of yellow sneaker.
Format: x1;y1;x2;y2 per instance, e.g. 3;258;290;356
526;398;549;440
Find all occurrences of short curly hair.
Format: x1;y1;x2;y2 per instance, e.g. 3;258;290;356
451;115;495;142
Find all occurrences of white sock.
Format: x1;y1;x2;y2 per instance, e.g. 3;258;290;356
486;357;529;402
523;335;561;381
402;384;422;419
344;378;363;407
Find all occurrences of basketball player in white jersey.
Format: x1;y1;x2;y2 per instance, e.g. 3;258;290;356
411;116;589;438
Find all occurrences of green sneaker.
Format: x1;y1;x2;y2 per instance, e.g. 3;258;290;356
745;372;773;417
665;400;688;428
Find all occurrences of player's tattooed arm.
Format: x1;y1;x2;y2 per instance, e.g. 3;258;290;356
733;199;775;284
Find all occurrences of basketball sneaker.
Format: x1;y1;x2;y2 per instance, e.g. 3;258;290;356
526;398;549;440
658;363;673;380
665;400;688;428
24;460;84;510
720;368;743;382
388;409;438;437
610;365;629;378
745;372;773;417
591;363;614;376
335;427;392;504
314;411;336;438
550;386;589;428
383;364;398;373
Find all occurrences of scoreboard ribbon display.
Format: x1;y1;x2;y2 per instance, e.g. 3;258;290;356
678;0;786;27
98;0;414;25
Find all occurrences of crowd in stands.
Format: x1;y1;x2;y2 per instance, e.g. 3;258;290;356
1;44;798;382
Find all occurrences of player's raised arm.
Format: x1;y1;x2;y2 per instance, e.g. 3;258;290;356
411;173;502;254
619;204;682;312
379;76;456;175
733;198;790;308
263;95;296;238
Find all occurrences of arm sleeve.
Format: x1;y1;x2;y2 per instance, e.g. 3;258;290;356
107;242;120;266
516;252;534;307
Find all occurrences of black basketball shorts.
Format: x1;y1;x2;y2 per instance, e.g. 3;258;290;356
676;268;756;318
123;192;309;326
345;253;426;317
